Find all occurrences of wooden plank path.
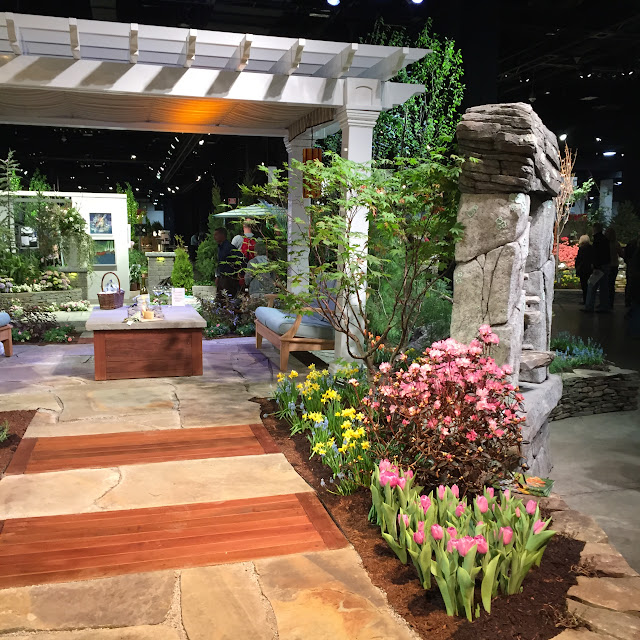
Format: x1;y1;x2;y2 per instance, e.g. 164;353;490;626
0;493;347;588
5;423;280;475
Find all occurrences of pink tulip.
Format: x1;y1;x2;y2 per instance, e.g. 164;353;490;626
438;485;446;500
499;526;513;545
417;521;425;533
474;534;488;554
431;524;444;540
486;487;494;498
398;514;409;528
420;495;431;513
405;469;414;480
451;484;459;498
453;536;477;557
397;477;406;490
515;507;521;518
526;500;537;515
503;489;511;500
379;472;392;487
476;496;489;513
446;526;457;538
533;519;546;535
447;538;456;553
455;503;465;518
379;459;393;472
413;530;425;545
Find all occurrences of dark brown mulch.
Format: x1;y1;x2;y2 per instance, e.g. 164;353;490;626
0;410;36;475
255;397;584;640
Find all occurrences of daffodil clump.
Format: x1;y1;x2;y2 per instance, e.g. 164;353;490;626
271;363;372;494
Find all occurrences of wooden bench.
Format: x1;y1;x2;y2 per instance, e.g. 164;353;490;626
255;295;334;371
0;323;13;357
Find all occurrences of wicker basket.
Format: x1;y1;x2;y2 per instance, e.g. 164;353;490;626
97;272;125;310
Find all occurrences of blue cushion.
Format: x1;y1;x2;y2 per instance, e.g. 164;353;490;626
255;306;334;341
0;311;10;327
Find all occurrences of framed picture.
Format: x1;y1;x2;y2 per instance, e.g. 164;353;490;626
90;212;112;235
94;239;116;266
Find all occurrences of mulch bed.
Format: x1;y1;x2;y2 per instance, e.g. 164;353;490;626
0;410;36;475
255;397;584;640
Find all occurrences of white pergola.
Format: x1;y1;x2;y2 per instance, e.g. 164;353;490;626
0;12;430;361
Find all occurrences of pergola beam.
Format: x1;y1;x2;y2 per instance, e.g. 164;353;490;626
225;34;253;72
129;23;139;64
183;29;197;68
359;46;409;80
5;13;21;56
270;38;305;76
69;18;81;60
313;43;357;78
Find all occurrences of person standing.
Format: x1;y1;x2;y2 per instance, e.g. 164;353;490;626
605;227;622;310
231;220;257;289
213;227;244;298
624;234;639;307
245;240;276;297
574;234;593;305
583;222;611;313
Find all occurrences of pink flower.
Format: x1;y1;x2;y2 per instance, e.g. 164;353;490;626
452;536;477;557
526;500;537;515
503;489;511;500
379;471;395;487
474;535;488;554
379;459;393;472
486;487;494;498
397;477;406;490
446;526;457;538
479;324;492;336
405;469;414;480
431;524;444;540
420;495;431;513
515;507;521;518
379;362;391;374
455;503;465;518
533;519;547;535
438;485;446;500
466;429;478;442
451;484;459;498
67;337;72;342
398;514;410;528
413;530;425;545
476;496;489;513
499;526;513;545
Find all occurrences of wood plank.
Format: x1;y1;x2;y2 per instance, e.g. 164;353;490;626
248;423;280;454
93;331;107;381
0;494;333;588
296;492;348;550
4;438;37;476
191;330;203;376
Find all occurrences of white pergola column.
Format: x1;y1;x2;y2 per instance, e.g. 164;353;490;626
333;106;380;364
284;131;313;293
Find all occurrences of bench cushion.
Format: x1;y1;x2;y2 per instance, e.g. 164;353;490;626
255;306;334;341
0;311;11;327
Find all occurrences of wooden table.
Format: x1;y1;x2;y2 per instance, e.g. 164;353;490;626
86;305;206;381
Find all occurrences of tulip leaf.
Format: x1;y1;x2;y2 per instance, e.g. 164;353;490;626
481;555;500;612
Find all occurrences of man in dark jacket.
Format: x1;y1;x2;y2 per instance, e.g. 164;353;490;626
583;223;611;312
214;227;244;298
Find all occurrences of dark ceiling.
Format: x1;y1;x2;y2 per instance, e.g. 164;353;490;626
0;0;637;219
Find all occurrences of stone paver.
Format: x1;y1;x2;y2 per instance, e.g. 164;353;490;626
1;391;61;412
568;600;640;640
550;510;609;543
580;543;640;578
56;380;177;421
4;627;182;640
181;563;276;640
0;454;311;518
254;548;417;640
552;630;616;640
568;577;640;615
0;572;175;632
26;409;181;438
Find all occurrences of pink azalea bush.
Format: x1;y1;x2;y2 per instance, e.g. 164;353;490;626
363;326;525;493
370;461;555;620
554;237;578;269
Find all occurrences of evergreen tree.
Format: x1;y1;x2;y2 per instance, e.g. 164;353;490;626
171;246;194;292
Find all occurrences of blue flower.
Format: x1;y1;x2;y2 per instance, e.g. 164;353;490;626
320;479;326;487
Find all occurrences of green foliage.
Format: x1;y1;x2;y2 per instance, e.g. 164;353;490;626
28;168;52;192
613;200;640;244
0;251;40;285
171;247;194;292
204;323;232;338
43;324;75;343
196;181;228;281
247;152;463;372
550;332;605;373
235;322;255;337
0;420;8;443
557;270;580;289
0;150;22;246
10;305;56;341
129;248;148;276
116;182;141;237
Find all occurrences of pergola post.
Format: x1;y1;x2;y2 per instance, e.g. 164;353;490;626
333;105;380;364
284;130;313;293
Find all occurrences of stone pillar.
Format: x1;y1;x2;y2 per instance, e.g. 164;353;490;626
145;252;175;292
284;131;312;294
451;102;562;385
333;105;379;363
451;102;563;477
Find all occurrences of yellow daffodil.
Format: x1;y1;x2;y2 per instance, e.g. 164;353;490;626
355;412;365;421
361;441;370;450
289;370;299;378
341;420;352;430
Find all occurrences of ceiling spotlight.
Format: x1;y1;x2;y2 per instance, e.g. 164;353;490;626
174;136;179;142
108;186;113;190
130;154;136;159
170;144;175;149
615;181;623;185
327;0;339;5
559;133;567;141
198;139;204;145
196;175;202;181
595;137;602;142
175;186;180;190
410;0;424;3
603;151;616;157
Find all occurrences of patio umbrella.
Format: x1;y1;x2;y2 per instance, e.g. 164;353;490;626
213;201;286;219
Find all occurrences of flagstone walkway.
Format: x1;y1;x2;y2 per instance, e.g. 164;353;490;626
0;339;416;639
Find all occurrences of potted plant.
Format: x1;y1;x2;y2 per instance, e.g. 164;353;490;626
129;262;142;291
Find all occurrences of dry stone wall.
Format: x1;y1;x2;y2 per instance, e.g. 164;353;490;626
0;288;82;307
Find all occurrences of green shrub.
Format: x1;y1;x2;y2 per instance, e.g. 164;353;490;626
43;325;75;343
11;305;56;341
236;322;255;337
171;247;194;292
550;332;605;373
204;323;231;338
0;420;8;443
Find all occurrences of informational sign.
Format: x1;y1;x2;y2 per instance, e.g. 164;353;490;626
171;287;186;306
228;197;237;205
